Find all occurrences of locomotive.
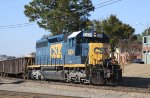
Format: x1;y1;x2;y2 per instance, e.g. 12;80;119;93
0;30;122;85
28;30;122;85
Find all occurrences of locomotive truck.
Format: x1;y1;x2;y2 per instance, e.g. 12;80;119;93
0;30;122;85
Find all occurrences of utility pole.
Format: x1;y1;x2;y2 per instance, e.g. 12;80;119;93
146;23;149;64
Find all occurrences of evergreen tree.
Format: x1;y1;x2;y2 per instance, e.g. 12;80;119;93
24;0;94;35
142;27;150;36
92;15;135;54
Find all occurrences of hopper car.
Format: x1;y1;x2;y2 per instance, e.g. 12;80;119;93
0;30;122;86
0;57;34;78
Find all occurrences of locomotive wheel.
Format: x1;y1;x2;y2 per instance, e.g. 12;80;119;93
0;73;3;76
91;72;105;85
90;66;105;85
70;75;79;83
64;73;69;83
38;74;44;81
22;73;28;79
5;73;8;77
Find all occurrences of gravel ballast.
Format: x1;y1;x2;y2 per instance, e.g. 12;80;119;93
0;77;150;98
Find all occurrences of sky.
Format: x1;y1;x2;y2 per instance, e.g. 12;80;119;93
0;0;150;57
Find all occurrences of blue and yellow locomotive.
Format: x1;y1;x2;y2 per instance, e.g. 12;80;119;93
28;30;122;85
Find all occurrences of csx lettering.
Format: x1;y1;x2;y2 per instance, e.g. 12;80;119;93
50;43;62;58
94;47;105;54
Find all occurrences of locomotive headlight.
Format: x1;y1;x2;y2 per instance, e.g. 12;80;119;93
94;32;96;37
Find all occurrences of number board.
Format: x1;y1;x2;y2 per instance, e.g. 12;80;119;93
83;33;93;37
97;34;103;38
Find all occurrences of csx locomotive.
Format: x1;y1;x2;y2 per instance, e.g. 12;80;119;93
0;30;122;85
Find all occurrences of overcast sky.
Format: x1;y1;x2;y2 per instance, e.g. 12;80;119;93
0;0;150;56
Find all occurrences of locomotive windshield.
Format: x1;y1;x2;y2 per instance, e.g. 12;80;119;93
82;37;107;43
75;31;110;44
76;36;109;44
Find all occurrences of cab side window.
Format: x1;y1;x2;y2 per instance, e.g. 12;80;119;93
69;39;71;48
69;38;75;47
72;38;75;47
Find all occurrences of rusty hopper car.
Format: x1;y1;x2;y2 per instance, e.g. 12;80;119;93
0;57;34;77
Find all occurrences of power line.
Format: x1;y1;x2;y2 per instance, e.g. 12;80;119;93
95;0;122;9
0;23;33;29
94;0;120;7
85;0;121;11
0;23;31;28
0;0;122;29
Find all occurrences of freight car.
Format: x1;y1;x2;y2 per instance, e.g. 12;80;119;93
27;30;122;85
0;57;34;78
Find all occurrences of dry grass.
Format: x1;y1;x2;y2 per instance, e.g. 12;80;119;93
122;64;150;78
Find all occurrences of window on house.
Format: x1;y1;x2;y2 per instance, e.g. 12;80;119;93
143;51;146;53
144;37;147;43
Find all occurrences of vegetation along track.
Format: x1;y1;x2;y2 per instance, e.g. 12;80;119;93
0;76;150;94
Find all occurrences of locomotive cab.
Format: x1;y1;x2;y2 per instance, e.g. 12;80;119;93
66;30;122;85
67;30;110;64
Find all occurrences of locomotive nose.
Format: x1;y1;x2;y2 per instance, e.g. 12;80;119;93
88;43;110;65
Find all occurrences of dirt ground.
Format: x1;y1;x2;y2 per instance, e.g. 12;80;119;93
122;63;150;78
122;64;150;88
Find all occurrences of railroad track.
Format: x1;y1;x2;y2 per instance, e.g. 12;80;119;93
0;76;150;94
0;90;78;98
